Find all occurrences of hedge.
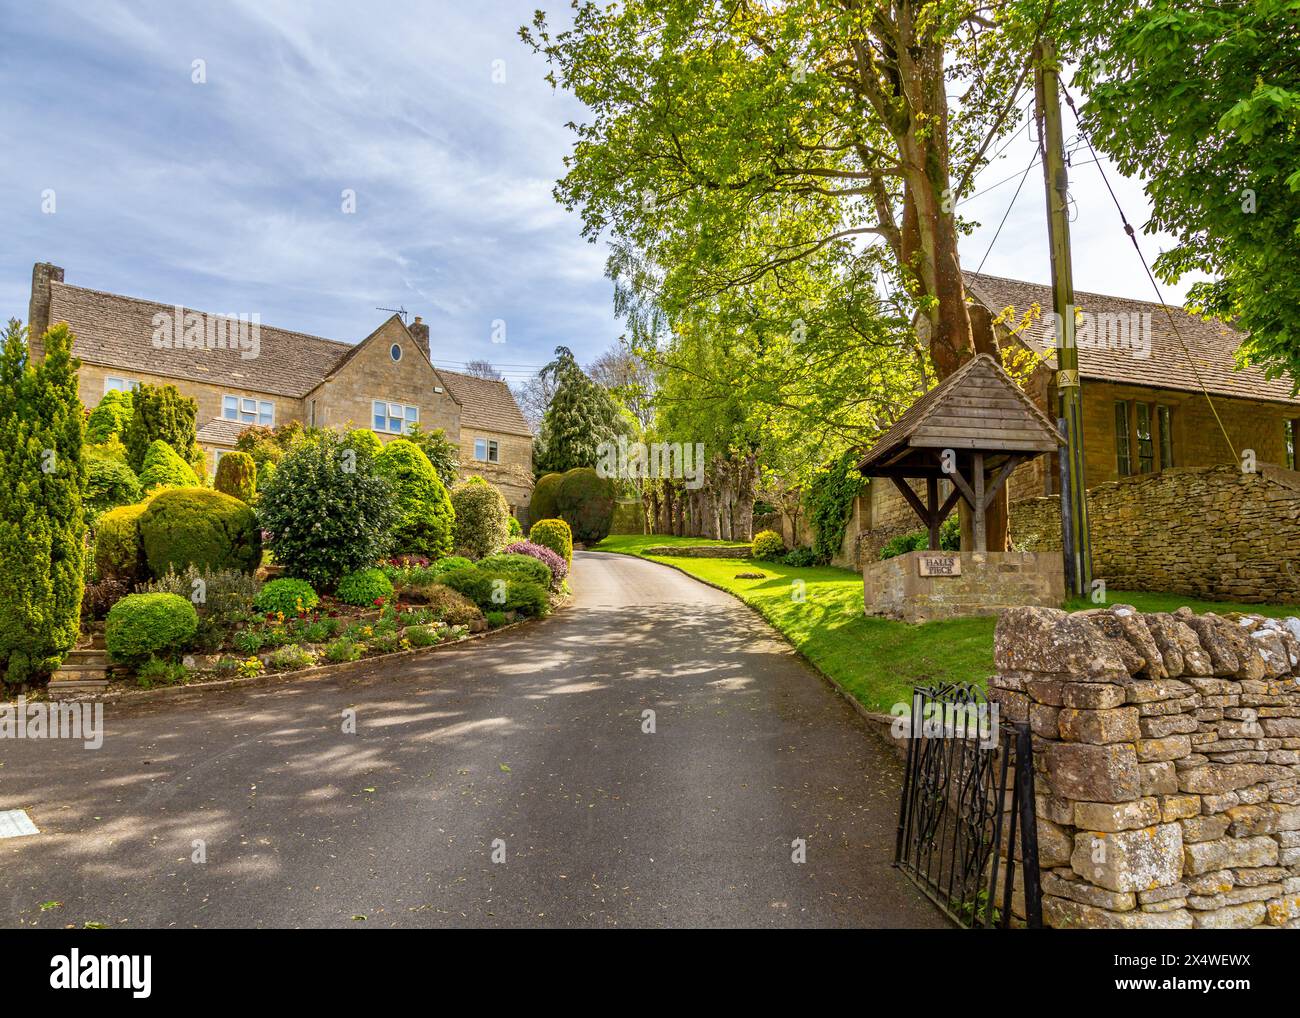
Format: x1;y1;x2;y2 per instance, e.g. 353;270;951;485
94;502;150;584
138;488;261;577
554;467;615;543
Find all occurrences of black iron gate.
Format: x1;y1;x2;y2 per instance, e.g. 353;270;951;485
893;682;1042;929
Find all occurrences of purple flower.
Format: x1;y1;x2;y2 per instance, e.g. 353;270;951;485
503;540;567;587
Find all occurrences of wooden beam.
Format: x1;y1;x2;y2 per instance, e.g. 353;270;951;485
946;465;977;508
889;476;934;531
926;477;940;549
973;451;987;552
938;485;963;524
981;454;1023;510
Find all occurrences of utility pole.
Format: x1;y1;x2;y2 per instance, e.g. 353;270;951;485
1034;38;1092;598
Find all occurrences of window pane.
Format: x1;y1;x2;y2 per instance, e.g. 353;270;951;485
1136;403;1153;473
405;406;417;421
1114;401;1132;476
474;439;486;460
223;395;238;420
1158;405;1173;469
488;441;499;463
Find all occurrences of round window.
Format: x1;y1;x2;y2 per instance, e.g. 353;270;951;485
390;343;402;362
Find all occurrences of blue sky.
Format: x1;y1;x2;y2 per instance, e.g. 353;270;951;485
1;1;1190;386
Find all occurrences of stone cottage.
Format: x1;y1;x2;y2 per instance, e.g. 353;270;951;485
26;262;534;513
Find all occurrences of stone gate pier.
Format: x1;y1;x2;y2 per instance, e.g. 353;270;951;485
992;604;1300;928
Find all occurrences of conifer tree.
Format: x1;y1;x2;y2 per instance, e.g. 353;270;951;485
533;346;624;474
0;320;87;683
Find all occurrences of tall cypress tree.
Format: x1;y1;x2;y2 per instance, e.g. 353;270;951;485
0;320;87;684
533;346;624;474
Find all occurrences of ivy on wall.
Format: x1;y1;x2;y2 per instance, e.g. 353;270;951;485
803;450;864;565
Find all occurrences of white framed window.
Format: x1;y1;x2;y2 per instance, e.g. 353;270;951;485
222;394;274;426
104;376;140;394
390;343;403;362
474;438;499;463
372;400;418;435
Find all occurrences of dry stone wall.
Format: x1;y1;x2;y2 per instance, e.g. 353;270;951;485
1009;465;1300;603
993;604;1300;929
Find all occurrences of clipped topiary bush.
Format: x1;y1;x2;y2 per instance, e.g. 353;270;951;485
138;488;262;578
374;438;455;558
528;518;573;566
751;529;786;561
214;450;257;503
502;540;567;588
335;567;394;606
554;467;615;544
529;472;564;522
105;592;199;665
95;502;150;583
255;431;396;587
449;476;511;559
85;447;142;525
138;439;200;491
479;552;553;588
86;389;133;443
254;577;319;616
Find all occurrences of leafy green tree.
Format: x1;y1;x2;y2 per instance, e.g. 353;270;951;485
374;438;455;557
406;422;460;489
534;346;626;474
256;431;397;587
1063;0;1300;387
0;320;87;684
522;0;1042;379
86;388;134;443
124;383;199;474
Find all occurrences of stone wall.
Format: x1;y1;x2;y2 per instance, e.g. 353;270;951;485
865;550;1064;623
992;605;1300;929
1010;465;1300;603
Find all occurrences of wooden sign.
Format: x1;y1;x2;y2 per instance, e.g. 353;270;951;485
918;553;961;577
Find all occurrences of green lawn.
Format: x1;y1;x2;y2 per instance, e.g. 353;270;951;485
595;533;1300;714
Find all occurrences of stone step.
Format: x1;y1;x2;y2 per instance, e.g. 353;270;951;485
59;660;108;674
65;651;108;667
52;668;107;682
47;680;109;699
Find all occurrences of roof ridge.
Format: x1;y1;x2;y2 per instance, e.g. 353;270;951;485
51;280;354;350
962;270;1236;325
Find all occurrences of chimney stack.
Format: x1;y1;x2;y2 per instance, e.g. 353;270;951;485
28;261;64;362
409;315;430;359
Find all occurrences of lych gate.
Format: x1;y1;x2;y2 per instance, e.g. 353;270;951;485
856;354;1067;622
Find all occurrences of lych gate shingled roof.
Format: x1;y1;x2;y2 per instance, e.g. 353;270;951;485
964;271;1300;408
858;354;1063;474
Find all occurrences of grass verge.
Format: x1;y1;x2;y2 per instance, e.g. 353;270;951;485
595;533;1300;713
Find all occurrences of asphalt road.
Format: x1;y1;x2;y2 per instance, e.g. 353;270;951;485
0;551;944;928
